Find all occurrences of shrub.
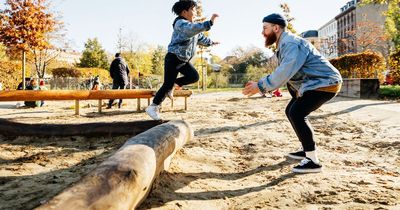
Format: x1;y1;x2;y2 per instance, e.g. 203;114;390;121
379;85;400;99
51;67;82;78
0;60;31;90
77;68;112;85
330;51;386;82
388;50;400;84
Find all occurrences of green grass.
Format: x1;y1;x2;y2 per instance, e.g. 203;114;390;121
379;85;400;99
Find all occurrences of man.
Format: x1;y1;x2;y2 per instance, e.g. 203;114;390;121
108;53;130;109
242;13;342;173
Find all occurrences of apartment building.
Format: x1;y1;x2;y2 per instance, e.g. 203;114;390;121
335;0;388;56
300;30;321;51
318;19;338;59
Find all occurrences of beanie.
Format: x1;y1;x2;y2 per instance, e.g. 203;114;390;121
262;13;287;27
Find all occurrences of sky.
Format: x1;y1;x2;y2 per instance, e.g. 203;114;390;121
2;0;351;58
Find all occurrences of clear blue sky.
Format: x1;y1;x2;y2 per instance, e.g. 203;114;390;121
3;0;351;58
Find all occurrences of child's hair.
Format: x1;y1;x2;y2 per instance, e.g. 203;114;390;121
172;0;197;15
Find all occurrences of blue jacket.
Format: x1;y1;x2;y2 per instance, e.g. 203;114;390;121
258;31;342;96
168;17;214;62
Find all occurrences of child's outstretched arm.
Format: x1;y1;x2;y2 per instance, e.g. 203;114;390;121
197;33;219;47
176;13;219;38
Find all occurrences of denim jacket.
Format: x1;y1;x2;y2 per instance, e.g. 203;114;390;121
258;31;342;97
168;18;213;62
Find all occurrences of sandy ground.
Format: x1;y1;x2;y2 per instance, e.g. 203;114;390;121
0;91;399;210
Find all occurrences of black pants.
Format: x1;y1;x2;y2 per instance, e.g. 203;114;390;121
153;53;199;105
108;81;127;107
285;85;336;151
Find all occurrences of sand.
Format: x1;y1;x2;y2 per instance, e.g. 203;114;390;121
0;91;399;210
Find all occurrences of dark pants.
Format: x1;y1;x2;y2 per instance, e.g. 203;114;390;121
153;53;199;105
108;81;127;107
285;85;336;151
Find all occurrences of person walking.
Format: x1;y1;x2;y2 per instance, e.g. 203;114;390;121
242;13;342;173
107;53;130;109
145;0;219;120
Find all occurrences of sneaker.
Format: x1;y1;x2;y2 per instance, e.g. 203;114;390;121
167;89;174;100
145;105;161;120
292;158;322;173
288;151;306;160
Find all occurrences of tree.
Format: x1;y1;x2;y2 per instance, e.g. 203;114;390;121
0;0;58;88
362;0;400;50
345;20;390;57
280;3;297;34
151;45;166;75
0;43;8;61
79;38;109;69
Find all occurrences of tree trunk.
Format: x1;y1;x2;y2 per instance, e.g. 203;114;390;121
22;50;26;90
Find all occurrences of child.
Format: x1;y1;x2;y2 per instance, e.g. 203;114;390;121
145;0;219;120
24;79;41;108
39;80;47;107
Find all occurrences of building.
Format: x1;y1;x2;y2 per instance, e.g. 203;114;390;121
318;18;338;59
335;0;388;56
300;30;321;51
55;50;81;65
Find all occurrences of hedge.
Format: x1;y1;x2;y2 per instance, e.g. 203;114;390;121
329;51;386;82
389;50;400;84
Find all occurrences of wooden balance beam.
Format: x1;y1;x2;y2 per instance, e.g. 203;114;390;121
0;89;193;115
36;120;193;210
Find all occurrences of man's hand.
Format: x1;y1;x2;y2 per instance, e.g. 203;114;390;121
242;81;261;97
211;14;219;23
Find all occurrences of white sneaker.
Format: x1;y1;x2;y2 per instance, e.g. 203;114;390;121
167;89;174;100
145;105;161;120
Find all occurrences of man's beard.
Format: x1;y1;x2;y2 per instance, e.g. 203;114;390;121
264;32;277;47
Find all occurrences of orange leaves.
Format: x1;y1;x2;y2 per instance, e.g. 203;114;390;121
330;51;386;80
0;0;57;51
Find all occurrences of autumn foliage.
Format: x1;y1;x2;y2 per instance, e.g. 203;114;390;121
0;0;57;51
0;60;32;89
389;50;400;84
51;67;112;84
329;51;386;81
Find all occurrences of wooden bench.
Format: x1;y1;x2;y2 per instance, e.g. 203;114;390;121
0;89;193;115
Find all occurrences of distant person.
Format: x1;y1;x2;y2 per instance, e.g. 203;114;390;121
242;13;342;173
39;80;47;107
17;77;31;90
107;53;130;109
24;79;40;108
145;0;219;120
91;75;101;90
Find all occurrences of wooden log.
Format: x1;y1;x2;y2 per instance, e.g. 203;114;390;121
0;119;166;137
75;100;80;115
136;98;141;111
36;120;193;210
173;90;192;97
98;99;102;113
0;90;155;101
